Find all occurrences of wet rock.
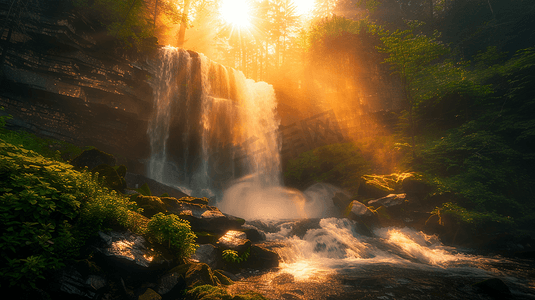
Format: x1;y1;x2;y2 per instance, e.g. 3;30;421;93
191;244;220;270
93;231;172;276
71;148;116;170
138;288;161;300
244;245;280;269
241;225;267;242
368;194;406;208
52;266;106;299
289;218;321;238
473;278;512;299
349;201;375;217
348;201;378;227
216;230;251;253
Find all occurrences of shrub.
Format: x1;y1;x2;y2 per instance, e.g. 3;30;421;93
146;212;198;259
0;139;141;288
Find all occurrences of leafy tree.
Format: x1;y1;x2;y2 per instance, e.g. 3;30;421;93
378;20;449;155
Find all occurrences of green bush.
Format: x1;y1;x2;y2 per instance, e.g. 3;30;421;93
146;212;198;259
0;139;140;288
284;142;370;192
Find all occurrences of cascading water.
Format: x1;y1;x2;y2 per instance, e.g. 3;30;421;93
147;46;303;210
147;47;534;300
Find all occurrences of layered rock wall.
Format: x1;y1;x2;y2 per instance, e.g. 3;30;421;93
0;0;153;173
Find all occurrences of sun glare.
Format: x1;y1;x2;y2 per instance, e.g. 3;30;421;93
220;0;252;29
293;0;316;16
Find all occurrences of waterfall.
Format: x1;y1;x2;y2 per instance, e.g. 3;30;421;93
147;47;286;205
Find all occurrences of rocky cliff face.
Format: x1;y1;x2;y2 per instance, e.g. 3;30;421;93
0;0;155;173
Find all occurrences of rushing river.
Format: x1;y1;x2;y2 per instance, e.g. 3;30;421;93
227;218;535;300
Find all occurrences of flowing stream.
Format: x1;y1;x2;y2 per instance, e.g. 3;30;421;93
147;47;535;299
231;218;535;299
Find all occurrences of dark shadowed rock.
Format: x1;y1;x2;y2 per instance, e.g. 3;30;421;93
91;164;126;192
52;266;107;299
191;244;220;270
241;225;267;243
125;172;189;199
157;262;218;294
71;148;116;170
138;288;162;300
332;192;352;211
289;218;321;238
244;245;280;269
473;278;512;299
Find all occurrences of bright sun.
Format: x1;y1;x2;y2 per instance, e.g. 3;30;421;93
220;0;252;29
293;0;316;16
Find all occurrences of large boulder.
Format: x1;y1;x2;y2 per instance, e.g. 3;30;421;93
125;172;189;199
244;245;280;270
216;230;251;253
93;231;173;277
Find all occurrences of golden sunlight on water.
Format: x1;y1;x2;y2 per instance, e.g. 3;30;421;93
375;227;465;265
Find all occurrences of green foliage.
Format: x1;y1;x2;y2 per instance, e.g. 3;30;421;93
72;0;157;54
0;129;85;162
284;143;370;192
432;202;514;228
415;47;535;230
146;212;197;259
222;248;250;264
0;139;141;288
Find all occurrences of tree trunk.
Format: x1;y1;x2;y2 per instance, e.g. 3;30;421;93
177;0;191;48
153;0;158;27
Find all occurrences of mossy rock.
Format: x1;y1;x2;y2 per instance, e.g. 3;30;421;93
71;148;116;170
133;195;167;218
167;262;219;290
177;196;210;205
213;270;233;285
91;164;125;192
